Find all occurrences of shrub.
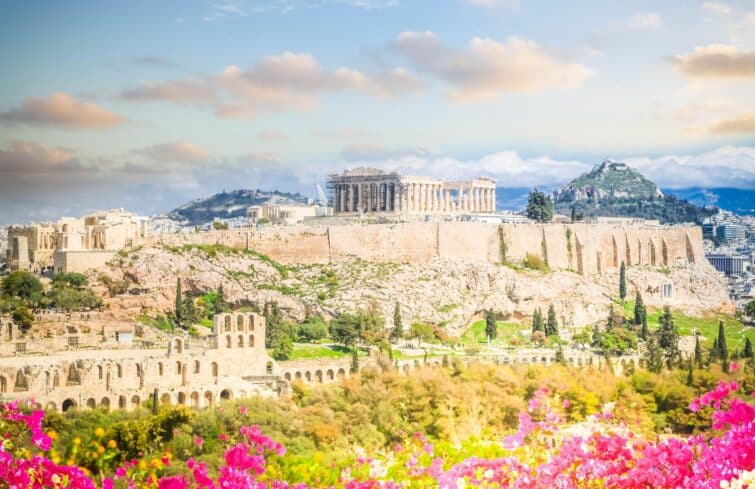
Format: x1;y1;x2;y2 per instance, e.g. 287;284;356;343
522;252;549;272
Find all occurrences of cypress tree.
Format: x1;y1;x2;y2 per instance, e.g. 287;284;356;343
485;309;498;341
694;333;703;368
546;304;558;337
645;336;664;373
391;302;403;341
216;283;228;313
640;307;649;341
570;206;576;223
350;349;359;373
717;321;728;359
712;337;719;360
151;388;159;415
744;337;753;359
619;262;627;302
633;291;644;326
174;278;183;329
686;359;694;386
532;308;543;333
657;306;680;368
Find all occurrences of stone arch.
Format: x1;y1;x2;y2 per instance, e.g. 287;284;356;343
237;315;244;331
211;362;218;377
86;398;96;409
159;362;164;376
315;370;323;383
177;392;187;405
46;401;57;411
194;360;200;374
294;371;302;380
118;395;127;409
220;389;232;400
131;395;141;408
248;314;255;331
53;372;60;387
173;338;183;354
62;399;76;411
248;335;254;348
97;365;103;380
176;361;182;374
117;364;123;378
305;371;312;381
284;372;292;381
266;361;273;375
326;369;334;380
160;393;171;405
100;397;111;410
237;335;244;348
225;335;232;348
0;376;6;393
224;316;231;332
337;368;346;377
204;391;214;407
191;392;199;408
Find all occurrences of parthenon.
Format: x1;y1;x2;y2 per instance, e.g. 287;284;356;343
327;168;496;214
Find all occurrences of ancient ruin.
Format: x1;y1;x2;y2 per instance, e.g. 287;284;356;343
6;209;150;274
327;168;497;214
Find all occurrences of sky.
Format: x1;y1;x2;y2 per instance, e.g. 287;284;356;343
1;0;754;223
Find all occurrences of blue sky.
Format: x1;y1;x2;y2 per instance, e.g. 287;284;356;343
1;0;754;223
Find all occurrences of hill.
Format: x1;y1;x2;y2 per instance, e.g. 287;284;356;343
167;189;310;225
665;187;755;216
553;160;716;224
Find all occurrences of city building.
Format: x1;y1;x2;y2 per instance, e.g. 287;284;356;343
327;168;496;215
716;224;747;242
706;254;746;276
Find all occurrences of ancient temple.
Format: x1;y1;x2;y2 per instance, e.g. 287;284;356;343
327;168;496;215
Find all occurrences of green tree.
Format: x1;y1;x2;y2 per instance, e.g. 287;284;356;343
271;336;293;360
485;309;497;341
694;333;703;368
570;206;577;223
531;308;543;334
555;344;565;364
329;313;360;348
645;336;664;373
525;189;554;223
298;317;329;342
633;291;645;326
619;262;627;302
686;359;694;386
174;278;183;329
1;271;43;305
215;283;229;314
744;299;755;317
180;296;199;327
51;272;88;289
546;304;559;337
391;302;403;341
657;306;680;368
716;320;728;359
600;327;638;355
11;305;35;332
350;349;359;373
640;307;649;341
744;337;753;359
409;322;434;348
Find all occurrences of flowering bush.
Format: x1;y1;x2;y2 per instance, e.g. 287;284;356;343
1;380;753;488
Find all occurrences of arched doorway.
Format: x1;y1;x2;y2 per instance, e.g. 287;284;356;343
62;399;76;411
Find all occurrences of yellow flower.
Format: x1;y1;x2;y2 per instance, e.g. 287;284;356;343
47;430;58;440
108;440;117;449
97;445;105;454
94;427;105;438
73;437;81;446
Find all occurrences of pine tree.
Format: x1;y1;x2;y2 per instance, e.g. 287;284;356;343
711;337;719;361
633;291;644;326
645;336;664;373
215;283;229;314
546;304;558;337
391;302;403;341
485;309;498;341
694;333;703;368
532;308;543;333
744;337;753;359
657;306;680;368
174;278;183;329
619;262;627;302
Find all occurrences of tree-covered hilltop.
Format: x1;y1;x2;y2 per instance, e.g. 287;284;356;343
167;189;310;225
554;160;717;224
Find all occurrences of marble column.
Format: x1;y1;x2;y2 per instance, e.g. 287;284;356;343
340;185;347;212
490;188;495;212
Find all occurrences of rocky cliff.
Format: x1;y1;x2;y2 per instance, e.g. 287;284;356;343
95;244;731;336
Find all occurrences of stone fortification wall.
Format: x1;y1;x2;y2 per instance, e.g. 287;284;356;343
152;222;704;275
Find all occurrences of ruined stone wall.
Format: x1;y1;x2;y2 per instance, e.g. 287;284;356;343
148;222;705;275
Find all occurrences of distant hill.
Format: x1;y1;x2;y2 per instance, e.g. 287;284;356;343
665;188;755;216
553;160;716;224
168;189;310;225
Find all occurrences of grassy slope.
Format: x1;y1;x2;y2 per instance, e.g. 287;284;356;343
461;320;527;345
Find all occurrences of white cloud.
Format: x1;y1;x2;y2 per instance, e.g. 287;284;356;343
133;142;209;163
627;12;663;30
390;31;591;101
702;2;731;15
672;44;755;78
708;112;755;134
0;92;125;129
